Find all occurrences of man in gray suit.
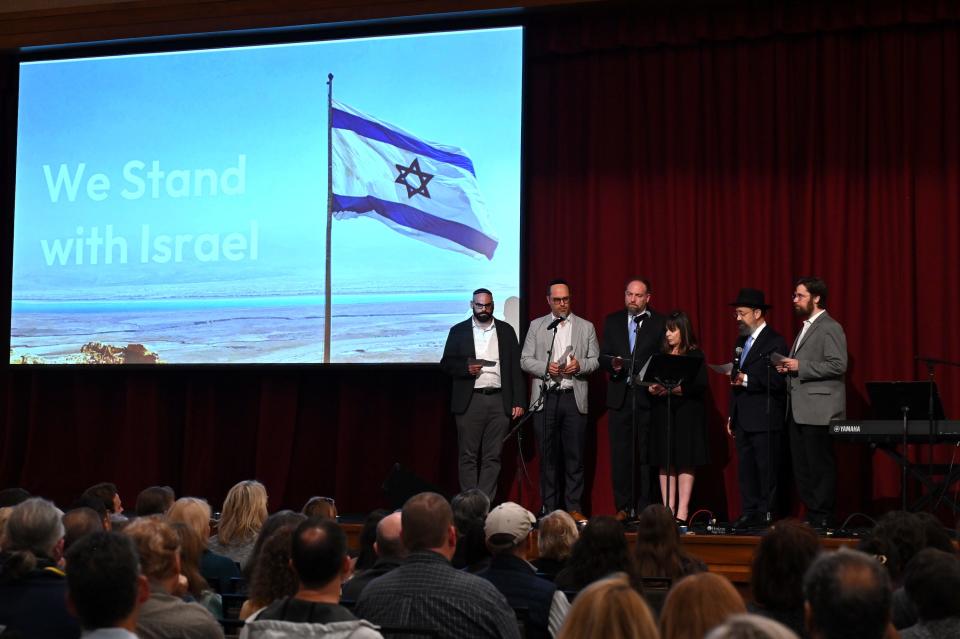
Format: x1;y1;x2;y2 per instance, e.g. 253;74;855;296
521;279;599;521
775;276;847;528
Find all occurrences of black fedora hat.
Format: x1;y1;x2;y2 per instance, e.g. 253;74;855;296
730;288;772;310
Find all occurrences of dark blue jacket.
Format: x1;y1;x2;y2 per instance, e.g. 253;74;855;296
478;553;556;639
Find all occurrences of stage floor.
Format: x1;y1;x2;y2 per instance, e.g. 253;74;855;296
342;524;858;595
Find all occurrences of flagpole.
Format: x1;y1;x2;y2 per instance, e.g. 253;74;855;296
324;73;333;364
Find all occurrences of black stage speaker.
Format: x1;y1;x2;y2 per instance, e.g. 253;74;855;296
382;463;444;509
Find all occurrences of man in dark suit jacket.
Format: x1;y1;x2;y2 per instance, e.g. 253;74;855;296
776;277;848;529
599;278;666;519
727;288;788;529
441;288;525;500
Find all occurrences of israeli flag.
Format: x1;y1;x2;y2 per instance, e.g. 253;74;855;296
330;100;499;260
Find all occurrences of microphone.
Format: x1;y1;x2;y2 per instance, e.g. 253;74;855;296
732;346;743;377
547;316;566;331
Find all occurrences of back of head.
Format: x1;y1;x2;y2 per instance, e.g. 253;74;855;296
355;509;390;571
0;487;31;508
248;524;299;607
913;512;956;555
375;512;406;561
751;519;820;611
291;517;347;589
135;486;175;518
803;548;891;639
538;510;579;561
63;507;105;552
218;479;268;545
871;511;923;579
566;516;634;588
167;497;212;543
123;516;180;581
302;496;338;520
557;573;658;639
903;547;960;622
66;531;141;630
705;614;800;639
401;492;453;553
485;502;535;556
660;572;746;639
245;509;307;579
4;497;65;574
82;482;119;514
170;522;210;598
451;489;490;533
635;504;684;578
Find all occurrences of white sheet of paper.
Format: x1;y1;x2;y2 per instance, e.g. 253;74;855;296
709;362;734;375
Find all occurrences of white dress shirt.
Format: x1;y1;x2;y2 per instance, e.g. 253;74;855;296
472;318;501;389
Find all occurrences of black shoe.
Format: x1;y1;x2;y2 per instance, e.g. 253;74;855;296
732;513;763;530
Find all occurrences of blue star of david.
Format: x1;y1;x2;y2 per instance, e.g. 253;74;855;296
395;158;433;199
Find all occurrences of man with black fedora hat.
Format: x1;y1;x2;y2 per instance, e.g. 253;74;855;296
727;288;789;529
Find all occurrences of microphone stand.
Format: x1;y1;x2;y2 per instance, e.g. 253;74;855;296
915;355;960;509
627;315;642;521
503;321;561;513
763;352;776;524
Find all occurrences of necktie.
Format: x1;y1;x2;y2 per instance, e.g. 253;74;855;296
741;335;754;365
630;312;646;353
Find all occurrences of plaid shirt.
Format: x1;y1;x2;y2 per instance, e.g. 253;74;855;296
354;550;521;639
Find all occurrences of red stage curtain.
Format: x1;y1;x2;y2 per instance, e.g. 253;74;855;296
2;1;960;520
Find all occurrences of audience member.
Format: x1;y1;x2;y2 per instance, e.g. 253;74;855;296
0;497;80;639
900;548;960;639
869;511;924;629
634;504;706;580
65;531;150;638
478;502;569;638
240;524;299;620
355;492;521;639
208;479;268;570
172;522;223;617
82;482;126;524
302;496;338;520
706;614;800;639
241;518;382;638
0;487;30;508
353;509;390;572
803;548;892;639
556;573;658;639
532;510;578;580
168;496;241;587
451;488;492;572
0;506;11;548
913;513;956;555
136;486;176;518
123;516;225;639
342;511;405;602
62;506;105;552
243;509;307;580
749;519;820;637
71;495;112;531
554;516;640;591
660;572;746;639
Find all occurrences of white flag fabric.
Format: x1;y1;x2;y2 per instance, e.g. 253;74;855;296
330;100;499;259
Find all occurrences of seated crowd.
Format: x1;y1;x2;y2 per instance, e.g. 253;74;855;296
0;482;958;639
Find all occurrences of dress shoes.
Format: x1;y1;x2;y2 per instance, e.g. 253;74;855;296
732;512;765;530
568;510;588;524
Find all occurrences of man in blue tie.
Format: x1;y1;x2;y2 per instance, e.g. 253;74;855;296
727;288;788;529
600;278;666;521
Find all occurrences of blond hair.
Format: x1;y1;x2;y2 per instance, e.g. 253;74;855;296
217;480;268;546
660;572;746;639
538;509;579;560
167;497;211;544
124;516;180;580
557;572;659;639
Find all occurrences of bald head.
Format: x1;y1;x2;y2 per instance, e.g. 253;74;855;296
375;512;405;561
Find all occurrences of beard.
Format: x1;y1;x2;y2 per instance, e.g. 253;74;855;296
737;321;751;337
474;310;492;323
793;299;814;317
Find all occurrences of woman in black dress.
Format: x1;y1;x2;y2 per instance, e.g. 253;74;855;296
647;310;709;523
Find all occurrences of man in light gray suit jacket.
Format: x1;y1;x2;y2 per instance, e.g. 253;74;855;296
776;277;847;528
521;279;599;521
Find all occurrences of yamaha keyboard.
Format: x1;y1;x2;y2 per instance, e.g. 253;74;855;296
830;420;960;443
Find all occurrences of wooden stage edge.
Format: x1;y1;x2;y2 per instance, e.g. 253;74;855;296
341;523;857;593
